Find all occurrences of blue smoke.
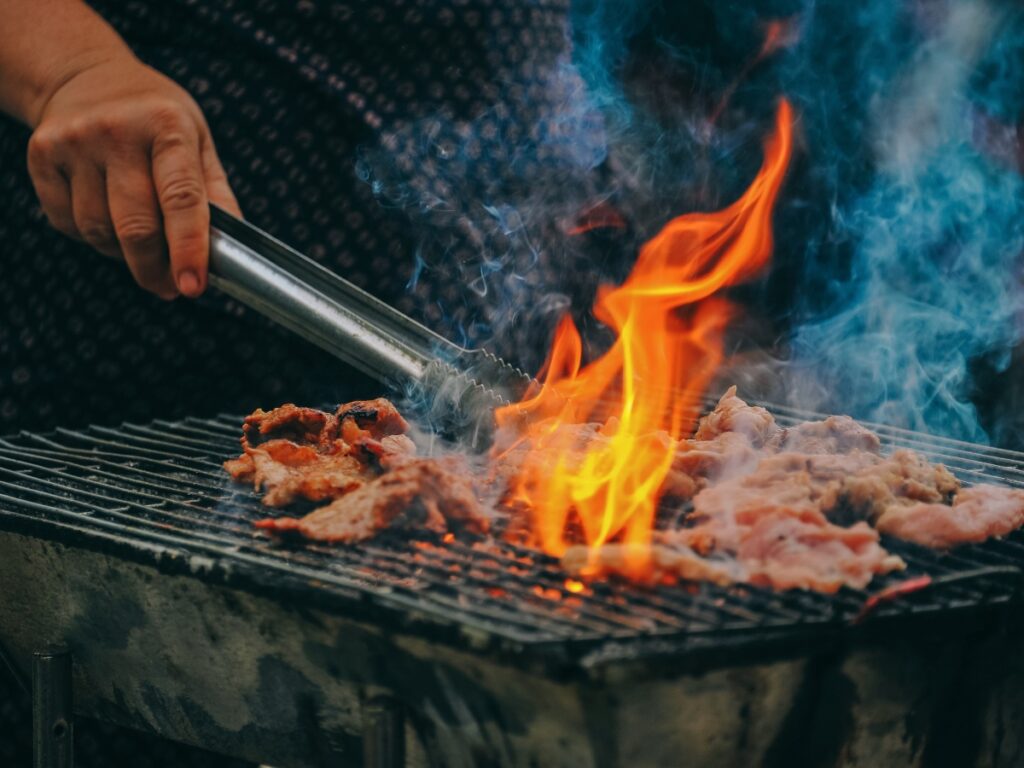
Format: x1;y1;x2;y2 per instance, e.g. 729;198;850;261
776;1;1024;442
355;40;614;366
357;0;1024;444
571;0;1024;444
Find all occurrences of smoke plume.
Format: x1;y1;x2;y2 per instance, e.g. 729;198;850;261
357;0;1024;445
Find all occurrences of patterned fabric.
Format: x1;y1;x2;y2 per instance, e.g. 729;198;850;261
0;0;573;764
0;0;580;436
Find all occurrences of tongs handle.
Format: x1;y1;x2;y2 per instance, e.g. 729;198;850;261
206;205;461;385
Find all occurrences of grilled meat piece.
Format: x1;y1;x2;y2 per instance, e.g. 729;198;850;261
241;404;339;450
737;514;901;593
562;542;738;586
225;398;415;507
569;390;991;591
834;450;959;522
335;398;409;439
254;458;488;542
223;454;256;483
779;415;881;455
570;498;902;593
652;442;957;591
667;393;882;502
876;484;1024;548
665;452;906;591
228;399;485;544
693;386;780;447
242;439;373;506
237;399;408;453
668;431;761;496
360;434;418;462
667;391;957;507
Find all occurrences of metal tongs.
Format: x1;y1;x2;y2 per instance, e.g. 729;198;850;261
207;205;534;446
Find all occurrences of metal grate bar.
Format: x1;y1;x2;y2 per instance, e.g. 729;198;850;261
0;436;698;638
764;401;1024;461
0;409;1021;663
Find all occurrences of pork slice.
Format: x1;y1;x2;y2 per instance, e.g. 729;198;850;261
670;431;762;490
834;450;959;523
223;453;256;482
335;398;409;440
254;458;487;542
780;415;882;455
693;386;781;447
245;439;372;506
235;398;409;456
876;484;1024;548
661;452;905;591
226;397;420;506
356;433;418;465
715;450;957;526
562;542;739;586
738;515;904;592
241;404;338;449
665;389;784;500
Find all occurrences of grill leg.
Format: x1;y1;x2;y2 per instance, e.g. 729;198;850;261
362;697;404;768
32;647;73;768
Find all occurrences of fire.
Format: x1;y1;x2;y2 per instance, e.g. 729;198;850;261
758;18;801;59
495;99;795;579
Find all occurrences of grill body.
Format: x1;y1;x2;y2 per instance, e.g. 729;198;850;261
6;531;1024;767
1;410;1024;766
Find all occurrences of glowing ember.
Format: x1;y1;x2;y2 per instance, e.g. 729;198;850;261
564;578;585;594
758;18;801;59
495;100;795;580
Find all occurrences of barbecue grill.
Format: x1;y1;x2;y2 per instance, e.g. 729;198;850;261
2;401;1024;767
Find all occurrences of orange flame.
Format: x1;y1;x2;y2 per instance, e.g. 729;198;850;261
495;99;795;579
758;18;801;59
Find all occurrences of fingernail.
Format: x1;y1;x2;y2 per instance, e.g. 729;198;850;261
177;270;202;297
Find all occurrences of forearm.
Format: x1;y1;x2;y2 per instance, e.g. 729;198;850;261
0;0;135;127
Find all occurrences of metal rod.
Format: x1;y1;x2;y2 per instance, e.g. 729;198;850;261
33;647;73;768
363;697;405;768
208;206;439;385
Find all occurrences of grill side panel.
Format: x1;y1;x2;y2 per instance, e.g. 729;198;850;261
3;530;1024;768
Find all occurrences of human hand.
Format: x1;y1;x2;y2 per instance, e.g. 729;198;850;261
27;52;241;299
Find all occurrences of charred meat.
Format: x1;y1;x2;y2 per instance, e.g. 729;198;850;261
254;457;488;543
225;399;486;541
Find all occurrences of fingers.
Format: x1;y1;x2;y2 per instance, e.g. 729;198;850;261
106;151;178;300
69;162;120;258
29;105;241;301
26;133;76;237
151;126;209;297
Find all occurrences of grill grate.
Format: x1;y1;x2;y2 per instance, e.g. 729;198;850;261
0;405;1022;670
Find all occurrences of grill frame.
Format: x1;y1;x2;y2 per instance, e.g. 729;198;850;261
0;405;1022;678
